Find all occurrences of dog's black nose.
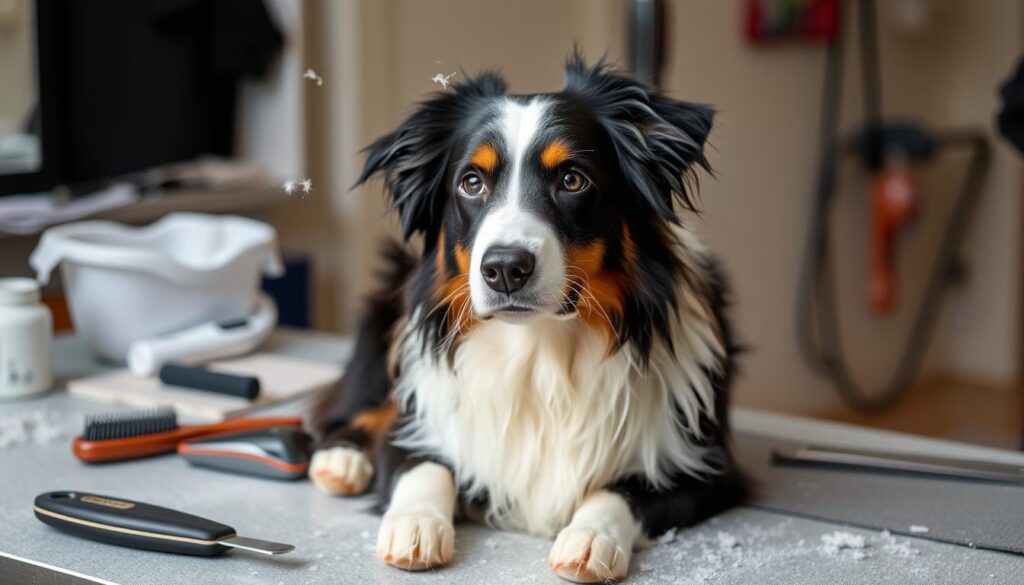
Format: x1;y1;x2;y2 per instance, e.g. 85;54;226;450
481;246;535;294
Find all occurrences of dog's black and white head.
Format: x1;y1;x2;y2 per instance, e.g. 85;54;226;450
356;54;713;364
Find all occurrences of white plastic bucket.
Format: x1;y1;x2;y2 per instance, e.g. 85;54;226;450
31;212;284;362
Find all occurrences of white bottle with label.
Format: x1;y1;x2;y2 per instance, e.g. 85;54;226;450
0;278;53;399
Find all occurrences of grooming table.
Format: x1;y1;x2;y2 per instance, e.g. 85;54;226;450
0;330;1021;584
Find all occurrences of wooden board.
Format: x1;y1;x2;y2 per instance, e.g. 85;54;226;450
67;353;341;421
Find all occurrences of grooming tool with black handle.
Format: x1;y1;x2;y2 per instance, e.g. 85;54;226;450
34;491;294;556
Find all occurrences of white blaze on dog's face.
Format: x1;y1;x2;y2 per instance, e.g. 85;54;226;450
467;99;567;323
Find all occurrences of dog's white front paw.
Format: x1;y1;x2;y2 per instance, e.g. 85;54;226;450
309;446;373;496
376;511;455;571
548;526;630;583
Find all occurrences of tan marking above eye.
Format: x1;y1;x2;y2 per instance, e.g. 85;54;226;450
540;141;572;169
469;144;499;172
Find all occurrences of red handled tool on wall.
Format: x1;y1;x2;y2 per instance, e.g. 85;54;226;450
868;162;919;313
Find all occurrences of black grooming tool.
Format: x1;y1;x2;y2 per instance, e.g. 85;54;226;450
178;427;313;480
158;363;261;400
34;491;294;556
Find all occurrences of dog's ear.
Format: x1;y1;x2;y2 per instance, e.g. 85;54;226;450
563;53;713;220
355;72;508;240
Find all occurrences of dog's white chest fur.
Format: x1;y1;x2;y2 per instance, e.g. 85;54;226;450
394;297;723;537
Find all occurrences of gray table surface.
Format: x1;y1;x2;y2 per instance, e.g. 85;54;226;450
1;331;1022;584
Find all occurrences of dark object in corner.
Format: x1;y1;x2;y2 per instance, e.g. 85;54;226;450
998;56;1024;154
52;0;283;185
262;254;312;329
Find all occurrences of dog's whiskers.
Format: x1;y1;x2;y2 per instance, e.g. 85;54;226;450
429;281;471;317
434;285;475;353
563;266;617;334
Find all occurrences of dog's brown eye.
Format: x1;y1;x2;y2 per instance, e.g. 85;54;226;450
460;173;486;197
561;171;588;193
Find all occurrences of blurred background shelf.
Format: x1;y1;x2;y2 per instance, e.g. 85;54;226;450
0;181;287;241
88;184;286;225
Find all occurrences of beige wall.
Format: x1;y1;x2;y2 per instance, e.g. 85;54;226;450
283;0;1022;414
0;0;36;138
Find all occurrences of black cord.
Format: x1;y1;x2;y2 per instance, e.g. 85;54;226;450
796;13;845;377
858;0;885;170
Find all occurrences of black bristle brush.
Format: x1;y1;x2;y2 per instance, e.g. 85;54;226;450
73;408;303;463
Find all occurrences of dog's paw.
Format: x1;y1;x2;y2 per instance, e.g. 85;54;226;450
309;446;373;496
548;526;630;583
376;512;455;571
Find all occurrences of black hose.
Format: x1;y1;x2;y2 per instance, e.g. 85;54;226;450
857;0;885;171
796;10;845;377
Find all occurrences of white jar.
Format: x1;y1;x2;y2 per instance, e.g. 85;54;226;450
0;278;53;399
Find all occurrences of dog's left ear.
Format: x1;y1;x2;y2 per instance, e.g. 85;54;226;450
355;72;508;240
564;55;713;220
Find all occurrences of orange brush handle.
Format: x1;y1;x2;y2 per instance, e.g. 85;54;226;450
73;416;304;463
868;169;918;313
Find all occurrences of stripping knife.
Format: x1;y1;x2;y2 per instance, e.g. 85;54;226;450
34;491;294;556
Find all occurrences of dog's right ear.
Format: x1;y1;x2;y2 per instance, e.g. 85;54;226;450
354;73;508;241
563;53;713;222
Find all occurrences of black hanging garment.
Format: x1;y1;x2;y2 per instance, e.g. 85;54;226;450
53;0;283;184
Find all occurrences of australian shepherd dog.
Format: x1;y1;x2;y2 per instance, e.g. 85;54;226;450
309;54;745;582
